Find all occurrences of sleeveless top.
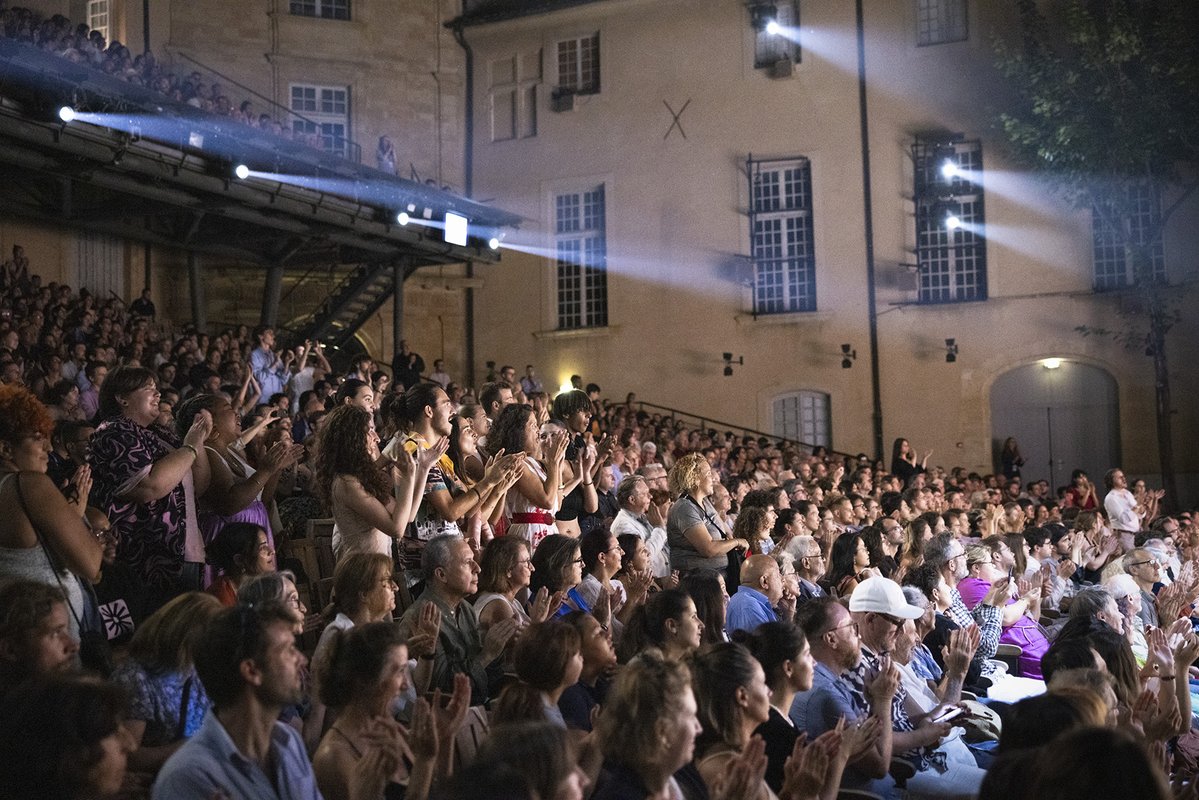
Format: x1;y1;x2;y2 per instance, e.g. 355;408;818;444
505;456;558;549
472;591;531;627
332;476;393;562
0;472;85;638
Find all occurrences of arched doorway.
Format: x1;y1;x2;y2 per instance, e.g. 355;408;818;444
989;361;1120;491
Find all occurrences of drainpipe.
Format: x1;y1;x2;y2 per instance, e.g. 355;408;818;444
856;0;884;461
452;20;477;389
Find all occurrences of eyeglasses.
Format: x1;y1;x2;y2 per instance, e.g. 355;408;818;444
824;620;859;636
875;613;905;629
572;557;585;565
1128;559;1160;568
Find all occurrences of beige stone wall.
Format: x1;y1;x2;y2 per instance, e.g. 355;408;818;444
464;0;1199;489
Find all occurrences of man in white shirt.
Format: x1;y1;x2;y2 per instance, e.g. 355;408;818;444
610;475;669;579
1103;468;1142;552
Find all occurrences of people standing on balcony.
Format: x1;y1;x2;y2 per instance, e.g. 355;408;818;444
376;135;397;174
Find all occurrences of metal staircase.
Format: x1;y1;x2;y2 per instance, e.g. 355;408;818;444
291;261;414;349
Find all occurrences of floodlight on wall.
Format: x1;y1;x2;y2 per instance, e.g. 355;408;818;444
722;352;744;377
57;105;75;123
933;143;958;181
945;338;958;363
749;3;778;32
233;163;250;180
841;344;857;369
397;212;410;226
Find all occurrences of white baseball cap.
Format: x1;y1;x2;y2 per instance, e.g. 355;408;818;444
848;576;925;619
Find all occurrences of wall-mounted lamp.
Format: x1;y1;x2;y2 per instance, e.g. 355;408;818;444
841;344;857;369
945;338;958;363
749;3;779;33
1042;357;1062;370
722;352;744;377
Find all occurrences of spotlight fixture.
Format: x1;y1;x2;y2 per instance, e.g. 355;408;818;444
397;212;410;226
233;164;250;180
57;105;75;123
841;344;857;369
945;338;958;363
940;160;959;180
722;352;744;377
488;237;501;250
749;3;778;33
934;199;962;230
765;19;781;35
1041;357;1062;370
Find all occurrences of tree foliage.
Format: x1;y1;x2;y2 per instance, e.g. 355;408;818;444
994;0;1199;210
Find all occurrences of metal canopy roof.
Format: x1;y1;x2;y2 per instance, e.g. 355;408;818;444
0;38;520;269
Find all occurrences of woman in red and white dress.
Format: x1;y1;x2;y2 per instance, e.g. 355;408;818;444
490;403;568;549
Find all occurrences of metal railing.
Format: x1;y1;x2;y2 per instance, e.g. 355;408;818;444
171;51;363;164
629;400;855;459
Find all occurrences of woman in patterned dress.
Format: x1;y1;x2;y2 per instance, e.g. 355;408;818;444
88;366;212;612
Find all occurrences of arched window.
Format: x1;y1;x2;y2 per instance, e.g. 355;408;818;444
773;391;830;448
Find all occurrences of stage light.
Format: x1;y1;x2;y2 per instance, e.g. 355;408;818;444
444;212;468;246
233;164;250;180
940;160;959;179
57;106;75;123
397;212;410;226
1042;357;1062;370
945;213;962;230
765;20;781;35
488;237;500;250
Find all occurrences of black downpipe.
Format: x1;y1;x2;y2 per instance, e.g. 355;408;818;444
452;20;477;389
856;0;884;461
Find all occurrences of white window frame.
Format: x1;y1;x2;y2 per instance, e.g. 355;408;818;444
556;33;600;95
289;0;350;20
87;0;110;42
554;184;608;330
488;53;539;143
289;84;350;157
773;391;831;448
916;0;968;46
1092;183;1166;291
749;156;817;314
914;139;986;303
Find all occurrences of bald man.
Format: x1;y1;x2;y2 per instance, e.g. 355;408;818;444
726;553;795;635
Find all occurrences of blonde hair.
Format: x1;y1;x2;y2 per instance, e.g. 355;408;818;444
129;592;224;671
597;648;694;779
668;452;710;497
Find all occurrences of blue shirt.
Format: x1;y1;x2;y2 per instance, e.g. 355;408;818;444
250;347;288;399
152;710;322;800
725;586;778;635
790;661;880;792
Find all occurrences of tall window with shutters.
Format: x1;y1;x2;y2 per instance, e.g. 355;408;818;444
554;185;608;330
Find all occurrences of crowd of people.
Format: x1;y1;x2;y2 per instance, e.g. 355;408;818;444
0;4;330;150
1;237;1198;800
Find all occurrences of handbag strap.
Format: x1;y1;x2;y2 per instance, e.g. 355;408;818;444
175;675;194;740
14;472;86;630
